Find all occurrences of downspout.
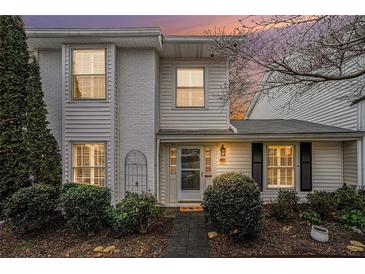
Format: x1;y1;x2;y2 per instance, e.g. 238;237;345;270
156;138;160;202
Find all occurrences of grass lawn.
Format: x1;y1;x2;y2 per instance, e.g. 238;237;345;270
0;217;173;258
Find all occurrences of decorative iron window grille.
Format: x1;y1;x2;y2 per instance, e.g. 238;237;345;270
125;150;148;194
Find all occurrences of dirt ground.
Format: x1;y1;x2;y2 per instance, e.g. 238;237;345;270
209;216;365;257
0;218;173;258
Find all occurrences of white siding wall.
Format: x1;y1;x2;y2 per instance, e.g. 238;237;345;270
159;141;345;205
118;49;158;201
159;59;229;130
62;44;117;202
38;50;63;147
248;80;359;130
343;141;358;186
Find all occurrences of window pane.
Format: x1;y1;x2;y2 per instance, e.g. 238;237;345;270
72;144;105;186
170;148;177;174
73;75;105;99
177;68;204;87
267;145;294;188
181;149;200;169
176;88;204;107
181;170;200;190
73;49;105;75
72;49;106;99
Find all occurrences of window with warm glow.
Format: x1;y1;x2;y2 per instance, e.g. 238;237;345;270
176;68;205;107
72;49;106;99
205;147;212;176
267;145;294;188
72;144;105;186
170;147;176;174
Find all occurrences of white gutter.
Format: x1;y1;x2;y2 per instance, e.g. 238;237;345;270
25;27;162;38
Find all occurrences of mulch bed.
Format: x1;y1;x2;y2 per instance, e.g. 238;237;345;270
0;218;173;258
209;216;365;257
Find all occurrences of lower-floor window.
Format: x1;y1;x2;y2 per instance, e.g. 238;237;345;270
72;143;105;186
267;145;294;188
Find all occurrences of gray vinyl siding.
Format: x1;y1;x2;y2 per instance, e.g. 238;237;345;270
312;142;343;191
118;49;158;201
159;141;345;205
343;141;358;186
62;44;117;200
38;50;63;147
159;59;229;130
248;79;359;130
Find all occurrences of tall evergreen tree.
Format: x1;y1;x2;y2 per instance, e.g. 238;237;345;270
0;16;30;201
25;57;62;186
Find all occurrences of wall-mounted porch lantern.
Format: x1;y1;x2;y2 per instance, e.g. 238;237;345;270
220;144;226;161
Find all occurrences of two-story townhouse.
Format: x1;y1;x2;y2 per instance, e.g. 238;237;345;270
27;28;364;206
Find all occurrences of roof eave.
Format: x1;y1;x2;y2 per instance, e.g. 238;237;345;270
25;27;162;38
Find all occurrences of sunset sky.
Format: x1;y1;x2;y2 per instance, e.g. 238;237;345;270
22;15;248;34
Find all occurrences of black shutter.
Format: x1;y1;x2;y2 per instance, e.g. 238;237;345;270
300;142;312;191
252;143;263;191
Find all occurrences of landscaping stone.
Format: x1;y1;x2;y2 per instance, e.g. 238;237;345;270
351;227;364;235
102;245;116;253
93;246;104;253
347;245;364;252
281;226;292;232
208;231;218;239
350;240;365;248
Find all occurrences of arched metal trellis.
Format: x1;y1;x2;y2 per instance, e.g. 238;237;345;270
125;150;147;194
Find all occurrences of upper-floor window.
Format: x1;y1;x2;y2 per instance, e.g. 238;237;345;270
72;49;106;100
176;68;205;107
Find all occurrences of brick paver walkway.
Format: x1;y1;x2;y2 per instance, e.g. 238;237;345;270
162;212;209;258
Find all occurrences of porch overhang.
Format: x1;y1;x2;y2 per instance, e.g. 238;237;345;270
157;119;365;142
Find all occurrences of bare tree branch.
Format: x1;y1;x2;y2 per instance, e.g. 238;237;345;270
207;16;365;117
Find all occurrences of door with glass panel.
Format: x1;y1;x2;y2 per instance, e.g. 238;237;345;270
178;146;205;201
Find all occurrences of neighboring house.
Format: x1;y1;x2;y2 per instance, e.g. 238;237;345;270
246;73;365;194
27;28;364;206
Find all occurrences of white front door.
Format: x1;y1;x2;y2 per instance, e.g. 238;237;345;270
178;146;205;202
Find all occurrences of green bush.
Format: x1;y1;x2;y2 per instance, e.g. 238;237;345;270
106;192;159;236
340;209;365;230
270;190;299;222
3;184;59;234
59;183;111;235
300;210;322;225
202;172;263;241
335;184;364;212
358;186;365;200
307;191;336;220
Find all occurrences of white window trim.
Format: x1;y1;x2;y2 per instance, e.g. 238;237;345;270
70;141;107;186
172;64;209;110
68;45;108;102
263;142;300;191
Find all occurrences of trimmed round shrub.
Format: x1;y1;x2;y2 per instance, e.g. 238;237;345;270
335;184;364;212
307;191;337;220
60;183;111;235
106;192;159;236
270;190;299;222
202;172;263;241
3;184;59;235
